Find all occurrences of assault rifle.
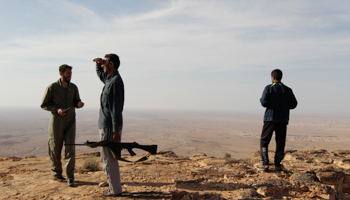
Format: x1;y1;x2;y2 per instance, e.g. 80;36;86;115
65;140;157;161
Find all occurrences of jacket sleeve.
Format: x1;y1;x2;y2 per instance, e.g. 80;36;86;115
260;86;270;107
40;86;57;112
96;63;106;83
74;86;82;108
109;80;123;132
289;90;298;109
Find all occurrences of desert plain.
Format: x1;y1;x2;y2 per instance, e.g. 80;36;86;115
0;107;349;159
1;108;350;199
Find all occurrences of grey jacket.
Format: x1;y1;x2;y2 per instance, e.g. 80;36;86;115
96;64;124;132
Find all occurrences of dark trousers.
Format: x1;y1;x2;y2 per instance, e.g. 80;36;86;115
260;121;287;167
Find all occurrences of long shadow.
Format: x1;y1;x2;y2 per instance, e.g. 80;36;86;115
122;181;173;187
176;182;250;192
74;180;99;186
118;192;172;199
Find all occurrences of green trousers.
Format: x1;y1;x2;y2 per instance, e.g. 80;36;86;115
48;114;76;181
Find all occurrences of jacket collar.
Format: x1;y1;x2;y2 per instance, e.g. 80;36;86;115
57;79;70;88
107;71;119;80
271;81;283;87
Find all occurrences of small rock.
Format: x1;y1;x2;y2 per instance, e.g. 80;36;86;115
314;157;333;164
316;171;345;185
239;188;259;198
257;186;278;197
171;191;189;200
332;150;350;156
334;158;350;169
190;168;207;175
291;172;316;182
191;153;207;157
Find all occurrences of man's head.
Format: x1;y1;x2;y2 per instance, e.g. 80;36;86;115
101;53;120;75
271;69;283;82
59;64;72;83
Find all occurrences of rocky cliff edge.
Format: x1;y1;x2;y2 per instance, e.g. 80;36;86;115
1;149;350;200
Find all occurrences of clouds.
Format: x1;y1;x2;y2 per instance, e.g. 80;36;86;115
2;0;349;71
0;0;349;113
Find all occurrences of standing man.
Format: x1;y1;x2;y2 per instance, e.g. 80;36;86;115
259;69;297;170
93;54;124;197
41;64;84;187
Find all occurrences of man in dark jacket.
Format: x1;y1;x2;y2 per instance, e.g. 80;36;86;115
41;64;84;186
259;69;297;170
93;54;124;197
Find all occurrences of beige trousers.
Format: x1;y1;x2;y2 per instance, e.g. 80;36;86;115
99;127;122;194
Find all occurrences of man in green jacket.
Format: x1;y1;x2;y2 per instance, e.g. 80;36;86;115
41;64;84;187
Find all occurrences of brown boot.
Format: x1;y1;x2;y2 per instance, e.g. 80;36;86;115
53;176;66;182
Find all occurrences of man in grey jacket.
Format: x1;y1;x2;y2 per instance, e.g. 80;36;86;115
93;54;124;197
41;64;84;187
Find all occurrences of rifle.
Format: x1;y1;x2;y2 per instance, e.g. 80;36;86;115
65;140;157;160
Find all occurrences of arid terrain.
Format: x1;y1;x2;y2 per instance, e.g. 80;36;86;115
1;108;350;199
1;149;350;199
0;108;349;159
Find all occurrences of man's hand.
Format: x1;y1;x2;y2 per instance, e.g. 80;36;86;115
112;131;122;142
56;108;66;116
77;102;84;108
92;58;103;64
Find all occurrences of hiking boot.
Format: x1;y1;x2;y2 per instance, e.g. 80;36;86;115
67;180;75;187
101;190;122;197
256;164;269;171
275;164;284;171
53;176;66;182
98;181;109;187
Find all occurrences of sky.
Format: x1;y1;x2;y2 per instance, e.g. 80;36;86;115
0;0;349;115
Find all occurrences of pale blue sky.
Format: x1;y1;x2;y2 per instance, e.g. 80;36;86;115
0;0;349;115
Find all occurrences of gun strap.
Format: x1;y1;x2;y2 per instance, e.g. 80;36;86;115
109;148;149;162
87;140;111;148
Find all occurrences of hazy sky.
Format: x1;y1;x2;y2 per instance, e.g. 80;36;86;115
0;0;349;115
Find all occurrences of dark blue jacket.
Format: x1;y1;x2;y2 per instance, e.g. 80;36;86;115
260;82;297;124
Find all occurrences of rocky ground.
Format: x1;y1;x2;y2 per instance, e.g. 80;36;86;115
1;149;350;200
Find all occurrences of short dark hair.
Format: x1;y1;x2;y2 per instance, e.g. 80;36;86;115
105;53;120;70
59;64;72;73
271;69;283;81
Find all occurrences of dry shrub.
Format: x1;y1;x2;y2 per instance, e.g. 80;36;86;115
80;156;101;173
224;152;231;158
